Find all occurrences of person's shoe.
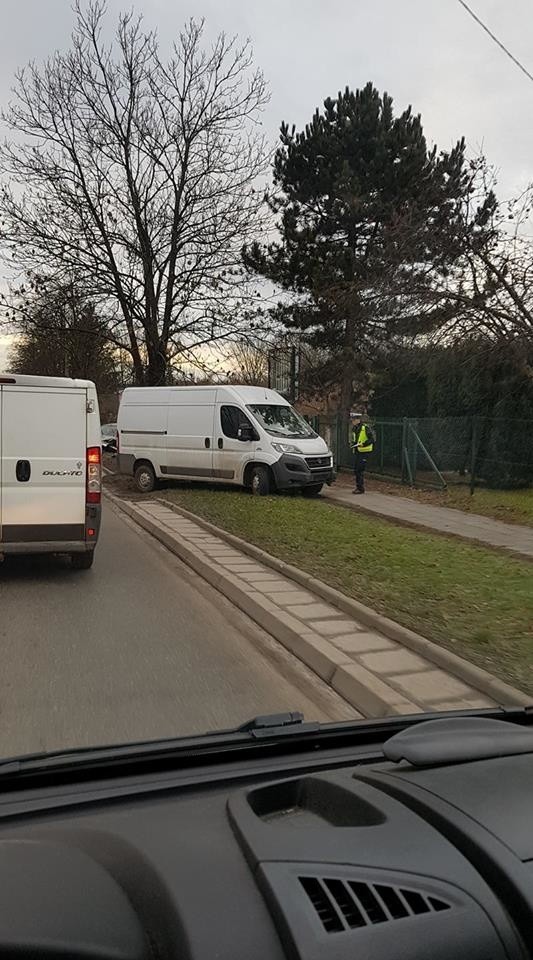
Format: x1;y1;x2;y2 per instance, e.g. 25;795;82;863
352;489;365;495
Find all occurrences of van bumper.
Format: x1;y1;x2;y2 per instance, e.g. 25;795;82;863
85;502;101;546
0;541;94;556
0;504;101;557
271;454;336;491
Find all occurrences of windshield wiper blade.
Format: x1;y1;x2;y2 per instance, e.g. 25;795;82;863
234;711;319;737
0;713;321;777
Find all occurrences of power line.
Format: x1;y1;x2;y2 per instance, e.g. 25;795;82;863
457;0;533;85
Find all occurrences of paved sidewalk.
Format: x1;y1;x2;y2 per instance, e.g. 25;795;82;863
324;486;533;559
123;499;498;717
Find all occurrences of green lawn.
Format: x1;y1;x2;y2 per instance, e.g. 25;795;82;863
153;486;533;697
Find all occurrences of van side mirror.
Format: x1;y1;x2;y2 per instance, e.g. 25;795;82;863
237;424;255;442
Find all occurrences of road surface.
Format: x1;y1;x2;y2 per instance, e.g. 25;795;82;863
0;502;352;757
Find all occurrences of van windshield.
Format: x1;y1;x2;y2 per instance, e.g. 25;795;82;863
247;404;317;439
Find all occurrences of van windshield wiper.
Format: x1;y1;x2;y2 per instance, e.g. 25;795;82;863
0;708;525;781
0;713;321;778
234;711;319;737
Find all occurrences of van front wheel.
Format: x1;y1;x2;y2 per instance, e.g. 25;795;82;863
134;462;156;493
250;465;271;496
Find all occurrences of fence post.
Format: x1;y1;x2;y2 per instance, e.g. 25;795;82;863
401;418;408;484
470;416;479;496
379;422;384;471
412;418;419;485
335;415;341;470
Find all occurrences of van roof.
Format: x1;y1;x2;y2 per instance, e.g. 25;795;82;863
120;384;290;404
0;373;96;389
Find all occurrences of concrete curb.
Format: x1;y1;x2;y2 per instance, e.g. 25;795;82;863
105;490;423;717
140;495;530;709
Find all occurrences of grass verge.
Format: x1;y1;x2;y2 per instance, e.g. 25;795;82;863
139;484;533;697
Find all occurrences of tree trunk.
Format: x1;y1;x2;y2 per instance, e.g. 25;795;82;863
146;341;167;386
340;313;357;416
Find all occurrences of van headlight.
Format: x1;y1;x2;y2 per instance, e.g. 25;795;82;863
271;442;303;455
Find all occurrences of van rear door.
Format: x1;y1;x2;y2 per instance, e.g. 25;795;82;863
0;384;87;545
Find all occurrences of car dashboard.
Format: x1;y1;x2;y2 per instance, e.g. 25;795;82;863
0;716;532;959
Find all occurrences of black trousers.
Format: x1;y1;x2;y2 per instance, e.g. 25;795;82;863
353;452;367;492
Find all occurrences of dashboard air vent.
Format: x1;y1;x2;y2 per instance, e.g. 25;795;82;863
299;876;450;933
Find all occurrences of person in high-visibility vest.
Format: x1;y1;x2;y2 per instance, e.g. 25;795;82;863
350;412;375;494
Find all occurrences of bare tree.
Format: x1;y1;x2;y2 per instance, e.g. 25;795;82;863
221;338;268;384
6;277;120;389
0;2;269;384
391;159;533;351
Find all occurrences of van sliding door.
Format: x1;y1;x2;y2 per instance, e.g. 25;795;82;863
164;393;215;479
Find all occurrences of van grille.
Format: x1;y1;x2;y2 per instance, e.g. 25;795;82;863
305;456;332;470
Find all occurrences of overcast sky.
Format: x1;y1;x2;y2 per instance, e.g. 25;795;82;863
1;0;532;367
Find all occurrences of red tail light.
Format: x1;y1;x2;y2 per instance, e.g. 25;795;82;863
86;446;101;504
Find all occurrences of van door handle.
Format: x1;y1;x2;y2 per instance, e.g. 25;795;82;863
218;438;223;449
204;438;210;448
16;460;31;482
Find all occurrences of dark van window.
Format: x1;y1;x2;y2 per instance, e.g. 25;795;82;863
220;405;253;440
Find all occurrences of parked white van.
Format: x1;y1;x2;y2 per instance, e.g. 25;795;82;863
117;385;335;496
0;373;102;568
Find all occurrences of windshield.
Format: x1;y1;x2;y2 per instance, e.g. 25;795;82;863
247;404;317;439
0;0;531;766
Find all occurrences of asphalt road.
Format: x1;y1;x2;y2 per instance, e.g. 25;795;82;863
0;502;352;757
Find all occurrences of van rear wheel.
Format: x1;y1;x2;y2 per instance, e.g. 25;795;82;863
71;551;94;570
134;462;156;493
250;465;271;496
302;483;323;498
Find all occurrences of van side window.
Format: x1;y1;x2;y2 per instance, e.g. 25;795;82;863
220;406;253;440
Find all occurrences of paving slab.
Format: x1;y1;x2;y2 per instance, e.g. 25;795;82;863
265;590;317;606
359;649;429;675
333;632;396;653
332;663;422;717
430;698;494;710
285;603;342;620
238;573;291;584
390;669;474;704
311;619;365;637
251;579;307;592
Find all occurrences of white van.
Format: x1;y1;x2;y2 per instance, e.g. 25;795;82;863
117;385;335;496
0;373;102;568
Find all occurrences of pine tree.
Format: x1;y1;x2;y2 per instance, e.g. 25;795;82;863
245;83;495;411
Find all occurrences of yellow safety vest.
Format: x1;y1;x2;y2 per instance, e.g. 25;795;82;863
352;424;373;454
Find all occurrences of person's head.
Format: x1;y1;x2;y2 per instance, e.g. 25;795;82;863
351;411;365;425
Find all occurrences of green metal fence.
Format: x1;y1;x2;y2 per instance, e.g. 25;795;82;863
307;414;533;491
